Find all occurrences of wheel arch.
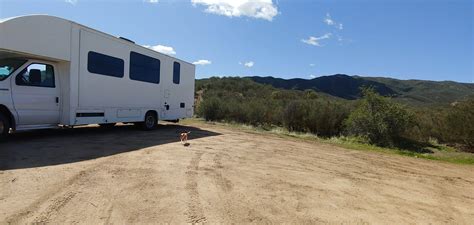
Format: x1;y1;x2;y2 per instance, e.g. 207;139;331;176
0;104;16;131
145;110;158;120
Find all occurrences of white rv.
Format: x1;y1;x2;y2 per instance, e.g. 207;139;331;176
0;15;195;139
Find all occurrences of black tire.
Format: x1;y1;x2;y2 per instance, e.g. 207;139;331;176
99;123;116;128
142;111;158;130
0;113;10;141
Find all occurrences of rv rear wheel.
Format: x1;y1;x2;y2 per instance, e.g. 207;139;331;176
0;113;10;141
142;111;158;130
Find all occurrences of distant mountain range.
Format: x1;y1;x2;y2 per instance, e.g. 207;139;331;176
247;75;474;105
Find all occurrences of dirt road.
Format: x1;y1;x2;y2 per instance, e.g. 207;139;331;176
1;122;473;224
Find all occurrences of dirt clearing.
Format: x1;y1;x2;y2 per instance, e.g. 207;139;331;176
1;122;473;224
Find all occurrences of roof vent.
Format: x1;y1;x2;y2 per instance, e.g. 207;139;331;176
119;37;135;44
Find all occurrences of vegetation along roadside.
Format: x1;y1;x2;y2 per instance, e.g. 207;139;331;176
191;77;474;165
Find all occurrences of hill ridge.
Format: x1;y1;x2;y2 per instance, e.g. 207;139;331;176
246;74;474;105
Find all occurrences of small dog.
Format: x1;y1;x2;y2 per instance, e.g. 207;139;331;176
180;131;191;144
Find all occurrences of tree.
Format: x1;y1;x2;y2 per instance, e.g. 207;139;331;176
306;100;349;137
197;97;223;121
345;88;415;146
283;101;309;132
444;99;474;147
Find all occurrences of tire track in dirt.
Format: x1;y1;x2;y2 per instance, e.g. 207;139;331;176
32;191;77;223
205;152;271;223
211;153;233;192
5;165;99;224
434;182;457;223
185;151;207;223
103;204;114;224
208;153;235;222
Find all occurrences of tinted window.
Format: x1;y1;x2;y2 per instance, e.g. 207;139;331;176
16;63;55;88
129;52;160;84
173;62;180;84
87;51;124;78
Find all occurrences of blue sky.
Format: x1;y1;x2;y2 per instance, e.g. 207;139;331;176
0;0;473;83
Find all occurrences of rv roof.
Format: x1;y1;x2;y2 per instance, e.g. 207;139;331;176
0;15;194;66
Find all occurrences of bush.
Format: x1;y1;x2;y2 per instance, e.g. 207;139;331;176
197;77;351;136
197;97;224;121
407;98;474;149
345;88;415;146
282;100;349;136
406;107;447;143
196;77;472;149
444;99;474;147
283;101;310;132
306;101;349;136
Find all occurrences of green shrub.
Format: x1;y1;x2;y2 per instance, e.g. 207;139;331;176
307;100;349;136
283;101;310;132
281;100;349;136
197;97;224;121
345;88;415;146
444;99;474;147
196;77;473;149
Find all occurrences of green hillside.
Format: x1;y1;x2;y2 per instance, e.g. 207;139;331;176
361;76;474;105
246;75;474;106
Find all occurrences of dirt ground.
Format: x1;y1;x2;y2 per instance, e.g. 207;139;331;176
1;122;473;224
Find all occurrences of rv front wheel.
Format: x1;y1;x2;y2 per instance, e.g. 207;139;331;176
0;113;10;141
142;111;158;130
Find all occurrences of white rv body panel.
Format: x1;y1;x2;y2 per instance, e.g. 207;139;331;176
0;15;195;131
0;15;71;61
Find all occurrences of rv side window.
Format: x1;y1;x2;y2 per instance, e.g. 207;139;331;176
87;51;124;78
129;52;160;84
173;62;180;84
0;58;27;81
16;63;55;88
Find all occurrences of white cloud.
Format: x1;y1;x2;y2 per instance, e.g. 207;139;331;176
65;0;77;5
324;13;343;30
191;0;279;21
324;13;334;25
302;37;319;46
242;61;254;68
145;0;159;3
309;75;317;78
301;33;332;46
335;35;353;45
193;59;212;65
143;44;176;55
239;61;255;67
310;63;315;67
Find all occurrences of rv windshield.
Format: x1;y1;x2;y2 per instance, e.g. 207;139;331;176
0;58;27;81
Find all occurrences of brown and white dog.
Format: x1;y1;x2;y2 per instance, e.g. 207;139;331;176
180;131;191;144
